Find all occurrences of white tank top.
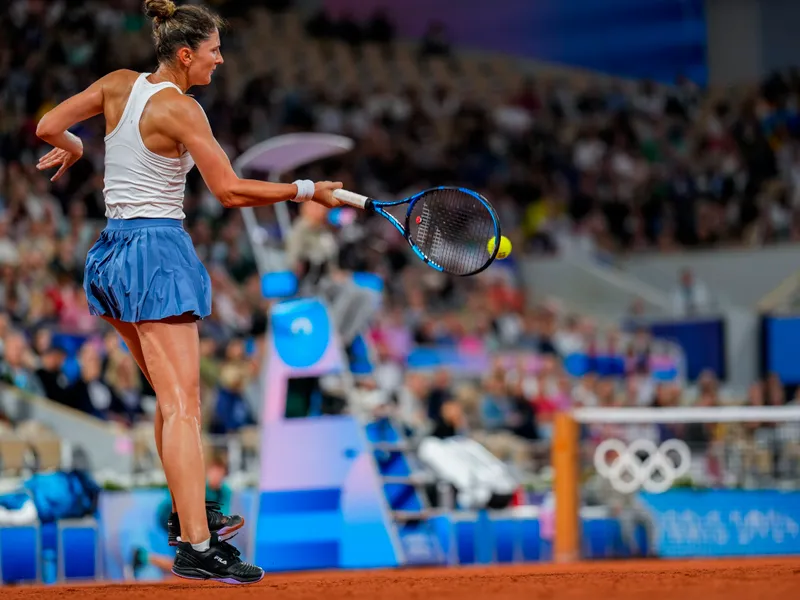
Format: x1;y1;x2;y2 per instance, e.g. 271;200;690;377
103;73;196;220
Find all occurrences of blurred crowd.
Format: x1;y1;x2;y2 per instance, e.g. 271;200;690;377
1;0;800;487
350;311;799;475
2;1;794;261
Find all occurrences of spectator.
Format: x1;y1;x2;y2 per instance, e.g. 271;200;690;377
431;399;468;439
627;362;656;407
105;352;145;427
553;315;584;357
517;310;542;351
0;331;44;396
573;373;599;408
63;343;118;419
205;454;233;513
364;9;394;45
0;405;11;429
50;237;84;285
418;21;450;59
347;376;391;422
686;369;729;406
426;368;453;422
506;379;538;440
479;375;511;431
0;219;20;266
305;8;334;39
335;12;363;47
670;268;714;316
211;338;256;434
395;371;430;435
765;372;786;406
31;327;54;363
35;345;69;406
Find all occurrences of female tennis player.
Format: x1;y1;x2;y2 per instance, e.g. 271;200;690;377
35;0;342;584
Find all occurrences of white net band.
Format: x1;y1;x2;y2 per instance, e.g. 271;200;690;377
573;406;800;424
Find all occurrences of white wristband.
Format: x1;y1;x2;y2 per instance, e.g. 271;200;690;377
292;179;314;202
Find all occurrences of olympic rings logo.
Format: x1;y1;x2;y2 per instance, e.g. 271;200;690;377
593;438;691;494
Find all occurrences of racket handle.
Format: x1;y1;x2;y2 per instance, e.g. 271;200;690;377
333;189;371;209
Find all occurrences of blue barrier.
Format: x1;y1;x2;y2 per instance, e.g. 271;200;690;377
0;525;39;584
59;520;100;581
640;490;800;557
0;519;100;585
430;510;645;564
5;488;798;584
407;347;681;381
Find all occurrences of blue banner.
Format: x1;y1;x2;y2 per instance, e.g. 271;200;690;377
640;490;800;557
763;316;800;384
647;318;725;380
10;488;800;583
325;0;708;84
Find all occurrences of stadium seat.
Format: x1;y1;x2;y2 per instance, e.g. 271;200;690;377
29;437;62;473
261;270;299;299
14;423;61;472
348;334;374;376
0;437;29;476
239;426;261;454
282;11;302;38
15;421;53;438
352;272;384;294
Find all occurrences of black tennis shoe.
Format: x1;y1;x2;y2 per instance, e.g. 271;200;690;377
172;532;264;584
167;500;244;546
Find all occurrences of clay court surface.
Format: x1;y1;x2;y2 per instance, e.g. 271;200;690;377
4;558;800;600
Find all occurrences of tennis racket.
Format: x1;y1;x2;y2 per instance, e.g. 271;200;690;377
332;186;502;276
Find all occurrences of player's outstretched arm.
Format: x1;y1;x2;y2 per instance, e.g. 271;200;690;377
162;94;343;208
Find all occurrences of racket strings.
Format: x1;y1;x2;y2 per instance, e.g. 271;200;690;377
408;189;498;276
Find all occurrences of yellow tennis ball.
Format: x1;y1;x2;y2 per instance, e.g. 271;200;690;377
487;235;512;259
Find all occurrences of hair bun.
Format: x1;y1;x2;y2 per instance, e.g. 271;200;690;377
144;0;177;23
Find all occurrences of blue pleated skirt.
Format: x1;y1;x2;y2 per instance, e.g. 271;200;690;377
84;218;212;323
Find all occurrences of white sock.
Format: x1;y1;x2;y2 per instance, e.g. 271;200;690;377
191;538;210;552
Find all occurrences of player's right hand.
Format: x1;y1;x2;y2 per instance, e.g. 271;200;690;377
312;181;344;208
37;137;84;182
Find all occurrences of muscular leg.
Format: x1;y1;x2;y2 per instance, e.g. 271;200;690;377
135;316;209;544
102;317;176;513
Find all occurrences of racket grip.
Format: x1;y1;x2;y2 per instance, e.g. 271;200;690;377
333;189;370;209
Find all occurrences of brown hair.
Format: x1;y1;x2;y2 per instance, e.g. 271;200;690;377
143;0;225;65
